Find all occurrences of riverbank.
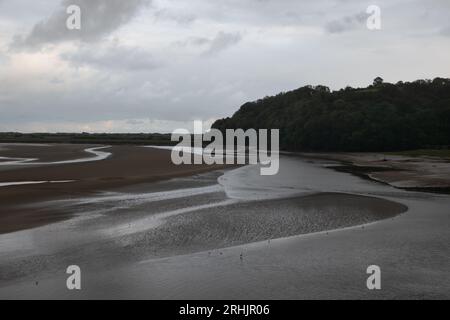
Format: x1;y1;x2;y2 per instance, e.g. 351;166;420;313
0;144;230;234
0;154;448;299
299;152;450;194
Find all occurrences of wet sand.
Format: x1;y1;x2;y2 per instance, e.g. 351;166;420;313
0;143;96;163
0;144;230;234
126;193;406;259
0;167;407;291
305;152;450;193
0;146;448;299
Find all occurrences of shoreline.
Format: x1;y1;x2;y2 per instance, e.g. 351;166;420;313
288;151;450;194
0;144;232;234
0;172;408;288
0;144;448;299
122;192;407;261
1;180;448;299
1;143;444;235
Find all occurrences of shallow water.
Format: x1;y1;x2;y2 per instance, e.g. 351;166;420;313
0;146;111;166
219;155;422;200
0;153;448;299
0;180;74;187
0;155;412;290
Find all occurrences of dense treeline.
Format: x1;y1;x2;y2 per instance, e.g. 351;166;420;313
0;132;173;145
212;78;450;152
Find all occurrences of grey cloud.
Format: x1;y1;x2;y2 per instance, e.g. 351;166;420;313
189;37;210;46
12;0;150;50
153;8;196;25
49;77;65;85
175;32;242;56
173;36;209;48
126;119;146;125
0;52;8;65
325;12;367;34
440;26;450;36
61;43;160;71
2;0;450;133
203;32;242;56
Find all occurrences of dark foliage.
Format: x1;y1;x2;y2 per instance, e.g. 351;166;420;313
0;132;173;145
212;78;450;152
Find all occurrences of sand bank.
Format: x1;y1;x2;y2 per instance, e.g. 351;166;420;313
0;148;448;299
301;152;450;193
0;144;230;234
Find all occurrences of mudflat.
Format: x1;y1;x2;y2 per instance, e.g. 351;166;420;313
0;143;94;163
0;144;229;234
302;152;450;192
0;147;448;299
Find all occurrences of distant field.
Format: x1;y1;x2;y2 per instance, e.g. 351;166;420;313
2;134;450;160
386;149;450;159
0;132;175;146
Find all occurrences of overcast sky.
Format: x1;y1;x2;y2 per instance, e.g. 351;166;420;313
0;0;449;133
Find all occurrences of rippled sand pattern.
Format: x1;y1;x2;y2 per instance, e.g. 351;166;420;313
128;193;407;258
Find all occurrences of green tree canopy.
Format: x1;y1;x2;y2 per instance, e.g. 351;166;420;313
212;78;450;152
